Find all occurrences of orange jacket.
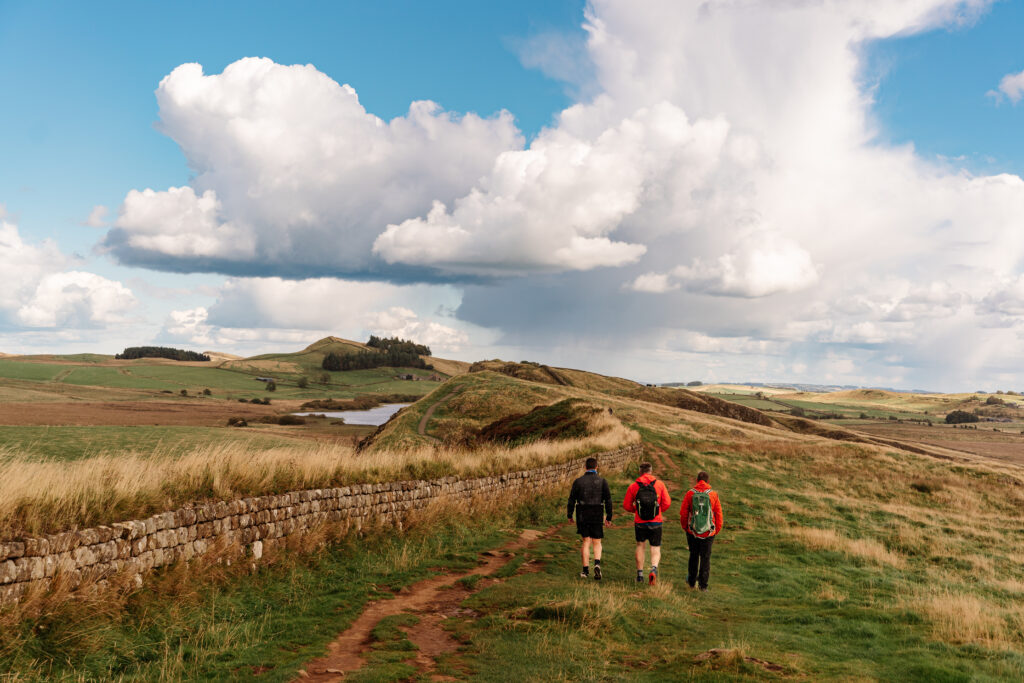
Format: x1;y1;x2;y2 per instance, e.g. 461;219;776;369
680;480;723;538
623;474;672;524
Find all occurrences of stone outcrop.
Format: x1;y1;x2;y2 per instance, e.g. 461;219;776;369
0;444;640;606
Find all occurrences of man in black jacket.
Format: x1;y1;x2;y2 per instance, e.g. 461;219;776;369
567;456;613;580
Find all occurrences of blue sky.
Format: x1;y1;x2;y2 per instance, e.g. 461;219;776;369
2;0;1024;391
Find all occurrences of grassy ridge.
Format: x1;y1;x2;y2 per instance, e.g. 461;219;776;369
443;428;1024;680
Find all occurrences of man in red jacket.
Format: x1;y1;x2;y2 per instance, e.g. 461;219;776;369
680;470;723;592
622;462;671;585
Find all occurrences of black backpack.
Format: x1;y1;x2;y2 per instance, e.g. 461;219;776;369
635;479;660;521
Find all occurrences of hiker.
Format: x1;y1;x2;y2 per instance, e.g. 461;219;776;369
567;456;613;580
623;462;671;585
680;470;724;591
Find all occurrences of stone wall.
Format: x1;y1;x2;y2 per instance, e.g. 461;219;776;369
0;444;640;606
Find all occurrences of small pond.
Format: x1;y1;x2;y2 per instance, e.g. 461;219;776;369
292;403;411;426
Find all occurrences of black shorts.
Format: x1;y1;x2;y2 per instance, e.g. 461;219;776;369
577;519;604;539
635;524;663;546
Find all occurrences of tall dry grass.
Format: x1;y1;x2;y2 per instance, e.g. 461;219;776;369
786;527;903;567
916;590;1007;647
0;412;637;539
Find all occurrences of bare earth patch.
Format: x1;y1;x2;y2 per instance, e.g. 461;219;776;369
297;526;561;682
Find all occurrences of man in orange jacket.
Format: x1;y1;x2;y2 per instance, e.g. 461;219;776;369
622;462;671;585
680;470;723;591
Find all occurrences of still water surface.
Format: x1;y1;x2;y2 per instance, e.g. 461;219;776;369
292;403;410;426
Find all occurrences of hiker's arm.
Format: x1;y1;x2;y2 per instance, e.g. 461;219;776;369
713;492;724;533
680;491;691;531
622;484;636;512
602;479;613;521
567;481;578;520
659;482;672;512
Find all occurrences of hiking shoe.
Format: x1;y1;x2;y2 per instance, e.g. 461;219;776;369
636;573;644;583
648;570;657;586
579;569;589;578
593;565;602;581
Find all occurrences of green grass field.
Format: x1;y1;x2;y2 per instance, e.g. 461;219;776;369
0;426;298;461
0;360;67;382
0;358;445;402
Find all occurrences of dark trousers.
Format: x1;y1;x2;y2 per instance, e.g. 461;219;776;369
686;533;714;589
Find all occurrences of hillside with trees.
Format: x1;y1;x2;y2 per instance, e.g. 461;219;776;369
114;346;210;362
322;336;432;372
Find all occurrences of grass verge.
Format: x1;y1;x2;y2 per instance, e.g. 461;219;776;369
0;487;567;681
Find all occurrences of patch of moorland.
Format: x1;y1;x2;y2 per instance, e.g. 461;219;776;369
439;426;1024;680
467;359;639;393
477;399;601;447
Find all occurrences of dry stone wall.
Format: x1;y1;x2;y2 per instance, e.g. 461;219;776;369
0;444;640;606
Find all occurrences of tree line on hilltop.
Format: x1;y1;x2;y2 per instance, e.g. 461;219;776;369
322;336;432;372
115;346;210;362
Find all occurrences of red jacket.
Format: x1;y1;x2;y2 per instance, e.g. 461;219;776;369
680;480;723;538
623;474;672;524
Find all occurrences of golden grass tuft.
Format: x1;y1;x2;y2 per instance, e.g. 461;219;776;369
917;590;1006;646
815;583;847;604
787;527;902;567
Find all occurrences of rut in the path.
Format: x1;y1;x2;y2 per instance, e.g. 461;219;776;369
295;526;561;682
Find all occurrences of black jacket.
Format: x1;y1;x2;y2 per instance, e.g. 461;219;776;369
567;471;613;522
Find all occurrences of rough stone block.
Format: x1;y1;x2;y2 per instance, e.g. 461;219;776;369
23;537;49;557
72;545;97;567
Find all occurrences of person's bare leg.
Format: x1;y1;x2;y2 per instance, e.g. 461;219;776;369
593;539;602;562
651;545;661;569
635;542;645;570
581;537;592;567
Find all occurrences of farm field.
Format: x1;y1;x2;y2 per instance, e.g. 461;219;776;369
852;421;1024;466
0;425;298;461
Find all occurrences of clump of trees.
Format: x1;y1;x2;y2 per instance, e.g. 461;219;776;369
686;380;703;386
322;336;433;372
945;410;979;424
115;346;210;361
367;335;431;356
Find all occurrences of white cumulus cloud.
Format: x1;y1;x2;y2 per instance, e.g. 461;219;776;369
0;216;137;330
160;277;474;354
990;68;1024;103
103;57;522;276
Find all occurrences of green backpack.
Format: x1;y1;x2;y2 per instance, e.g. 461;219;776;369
688;488;715;535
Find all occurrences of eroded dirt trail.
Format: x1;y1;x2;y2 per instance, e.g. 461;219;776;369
296;527;558;682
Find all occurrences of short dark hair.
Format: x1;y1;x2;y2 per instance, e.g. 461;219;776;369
697;470;709;482
585;457;598;470
639;462;652;474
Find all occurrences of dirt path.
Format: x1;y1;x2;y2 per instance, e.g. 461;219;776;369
417;390;460;439
297;526;560;681
645;443;684;492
